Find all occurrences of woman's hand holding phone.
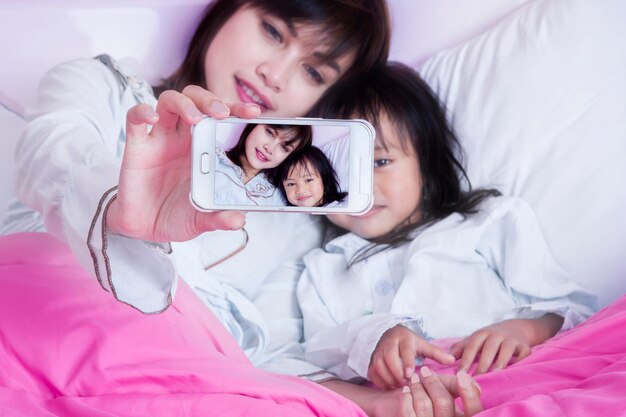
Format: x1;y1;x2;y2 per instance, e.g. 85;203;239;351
106;85;260;243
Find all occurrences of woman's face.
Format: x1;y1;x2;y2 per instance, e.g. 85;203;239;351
283;160;325;207
243;125;298;171
204;5;354;117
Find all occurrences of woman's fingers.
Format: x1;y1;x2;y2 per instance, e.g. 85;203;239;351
417;367;456;417
401;386;419;417
194;210;246;234
408;376;434;417
455;370;484;416
181;85;261;120
125;104;159;143
156;90;203;130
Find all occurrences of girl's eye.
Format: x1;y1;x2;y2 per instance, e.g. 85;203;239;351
285;182;294;188
262;21;283;43
304;65;324;84
305;178;315;183
374;159;391;168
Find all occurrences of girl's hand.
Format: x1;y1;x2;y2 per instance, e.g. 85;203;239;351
450;315;563;375
369;324;455;389
107;86;261;242
449;320;531;375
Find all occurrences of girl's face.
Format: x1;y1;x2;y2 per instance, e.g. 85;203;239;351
204;5;353;117
243;124;298;171
283;160;324;207
328;114;422;239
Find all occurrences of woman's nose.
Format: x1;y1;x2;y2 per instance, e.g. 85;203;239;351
256;58;293;92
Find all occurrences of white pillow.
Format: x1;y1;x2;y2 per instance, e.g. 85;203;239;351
419;0;626;308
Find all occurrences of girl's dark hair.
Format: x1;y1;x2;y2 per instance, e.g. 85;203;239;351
155;0;390;99
312;62;500;264
270;145;347;207
226;123;312;170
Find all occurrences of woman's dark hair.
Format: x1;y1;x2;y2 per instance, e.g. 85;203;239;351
313;62;500;264
226;123;312;170
270;145;347;207
155;0;390;98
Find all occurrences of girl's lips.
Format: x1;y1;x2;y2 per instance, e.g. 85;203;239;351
255;149;269;163
235;77;273;111
297;195;311;201
359;205;383;218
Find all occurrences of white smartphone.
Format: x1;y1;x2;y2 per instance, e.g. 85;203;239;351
190;116;375;214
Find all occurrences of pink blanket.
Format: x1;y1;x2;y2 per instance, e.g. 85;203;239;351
0;233;366;416
1;233;625;416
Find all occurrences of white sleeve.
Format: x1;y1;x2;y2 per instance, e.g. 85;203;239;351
253;215;335;379
15;58;176;313
478;197;598;330
298;259;422;381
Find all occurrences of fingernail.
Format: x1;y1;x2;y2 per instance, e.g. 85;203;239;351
144;107;158;119
420;366;432;377
473;381;482;394
187;104;203;120
402;386;411;393
410;373;419;384
211;100;229;115
404;367;414;379
244;102;260;109
456;370;472;389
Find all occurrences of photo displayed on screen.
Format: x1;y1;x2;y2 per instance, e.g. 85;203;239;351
214;122;350;207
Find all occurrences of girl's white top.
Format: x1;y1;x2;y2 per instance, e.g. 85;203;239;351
2;56;322;374
298;195;597;381
213;148;285;206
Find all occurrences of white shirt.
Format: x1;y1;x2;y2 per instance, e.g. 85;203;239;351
297;196;597;381
214;148;285;206
5;56;323;371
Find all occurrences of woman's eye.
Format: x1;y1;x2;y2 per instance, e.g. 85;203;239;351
281;144;291;152
265;128;275;138
262;21;283;43
304;65;324;84
374;159;391;168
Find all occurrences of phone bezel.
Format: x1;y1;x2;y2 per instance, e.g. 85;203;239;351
190;116;375;215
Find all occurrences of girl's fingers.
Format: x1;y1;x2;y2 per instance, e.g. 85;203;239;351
492;340;518;371
417;340;456;366
455;371;484;416
400;343;417;379
156;90;203;129
125;104;159;144
449;341;465;359
417;367;456;417
474;337;503;375
371;354;397;389
459;335;487;373
514;344;532;363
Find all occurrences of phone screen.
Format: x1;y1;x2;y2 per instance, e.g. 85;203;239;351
213;122;351;208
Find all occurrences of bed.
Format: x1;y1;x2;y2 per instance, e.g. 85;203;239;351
1;0;625;415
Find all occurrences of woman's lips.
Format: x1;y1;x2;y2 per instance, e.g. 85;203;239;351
255;149;269;163
235;77;273;111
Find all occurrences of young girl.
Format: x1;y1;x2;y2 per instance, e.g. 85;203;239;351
215;123;312;205
298;62;597;394
270;145;347;207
